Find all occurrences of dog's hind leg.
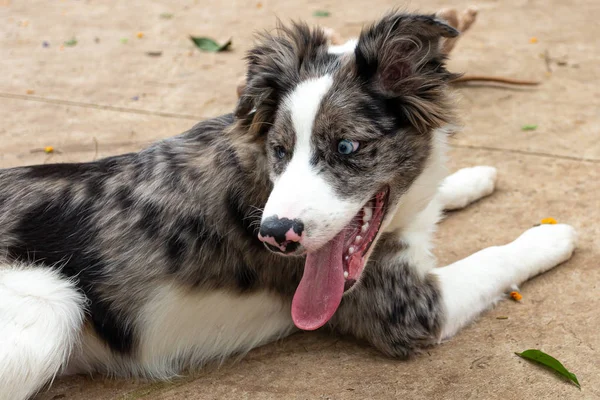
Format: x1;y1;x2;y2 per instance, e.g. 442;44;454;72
437;166;497;211
0;265;86;400
432;223;577;340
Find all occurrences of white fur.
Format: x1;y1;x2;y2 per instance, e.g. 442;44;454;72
382;137;500;278
0;265;85;400
437;166;497;210
262;75;363;251
137;286;293;374
384;128;449;234
68;285;294;379
433;223;577;339
328;38;358;54
286;75;332;154
382;128;449;276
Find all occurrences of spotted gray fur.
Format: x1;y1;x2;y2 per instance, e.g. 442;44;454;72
330;234;443;357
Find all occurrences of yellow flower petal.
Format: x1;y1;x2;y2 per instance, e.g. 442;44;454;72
541;217;557;225
510;291;523;301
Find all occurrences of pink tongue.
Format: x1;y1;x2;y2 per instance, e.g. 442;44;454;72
291;231;346;330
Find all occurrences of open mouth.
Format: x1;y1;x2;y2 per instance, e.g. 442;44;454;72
342;189;388;291
291;187;389;331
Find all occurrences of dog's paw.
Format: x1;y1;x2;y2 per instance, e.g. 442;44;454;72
511;223;578;277
438;166;497;210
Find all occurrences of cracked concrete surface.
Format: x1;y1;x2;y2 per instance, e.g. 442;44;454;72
1;0;599;398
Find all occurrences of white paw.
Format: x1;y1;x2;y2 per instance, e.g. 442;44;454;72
511;224;578;278
439;166;497;210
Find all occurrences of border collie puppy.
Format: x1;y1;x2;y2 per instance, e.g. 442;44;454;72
0;12;577;400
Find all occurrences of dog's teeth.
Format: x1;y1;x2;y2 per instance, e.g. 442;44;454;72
363;206;372;222
343;271;349;279
344;255;349;261
361;223;369;234
348;246;355;254
355;235;362;244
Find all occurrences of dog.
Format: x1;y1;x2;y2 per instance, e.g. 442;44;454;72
0;12;577;400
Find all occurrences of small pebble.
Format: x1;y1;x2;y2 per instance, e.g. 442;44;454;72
42;41;50;48
26;89;35;95
131;96;139;101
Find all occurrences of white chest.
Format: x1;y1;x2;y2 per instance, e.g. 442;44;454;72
70;285;295;378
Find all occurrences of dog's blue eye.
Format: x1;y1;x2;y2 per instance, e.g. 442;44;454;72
337;139;359;155
274;146;287;160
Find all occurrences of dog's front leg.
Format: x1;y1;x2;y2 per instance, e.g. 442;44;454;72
432;223;577;340
330;223;577;356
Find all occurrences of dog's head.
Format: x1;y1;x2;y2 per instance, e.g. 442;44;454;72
235;12;458;330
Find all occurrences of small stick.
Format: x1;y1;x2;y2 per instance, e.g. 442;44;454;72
451;75;541;86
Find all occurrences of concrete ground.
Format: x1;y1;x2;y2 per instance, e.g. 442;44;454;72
2;0;599;398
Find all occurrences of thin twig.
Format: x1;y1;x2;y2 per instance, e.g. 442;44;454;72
451;75;541;86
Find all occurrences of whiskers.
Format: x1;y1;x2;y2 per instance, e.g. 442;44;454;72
244;206;265;232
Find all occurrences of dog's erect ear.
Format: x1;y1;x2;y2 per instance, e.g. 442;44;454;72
235;22;328;136
353;13;459;132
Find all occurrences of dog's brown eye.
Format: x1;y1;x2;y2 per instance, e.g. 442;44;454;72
274;146;287;160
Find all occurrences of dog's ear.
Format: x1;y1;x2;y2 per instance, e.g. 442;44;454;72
355;13;459;89
235;22;328;136
353;13;460;132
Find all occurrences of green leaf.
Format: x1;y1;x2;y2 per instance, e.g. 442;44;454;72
160;13;174;19
521;124;538;131
64;37;77;47
313;10;331;17
189;36;232;52
516;349;580;388
120;38;128;44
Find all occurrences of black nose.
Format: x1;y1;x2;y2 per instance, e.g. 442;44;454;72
258;215;304;254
